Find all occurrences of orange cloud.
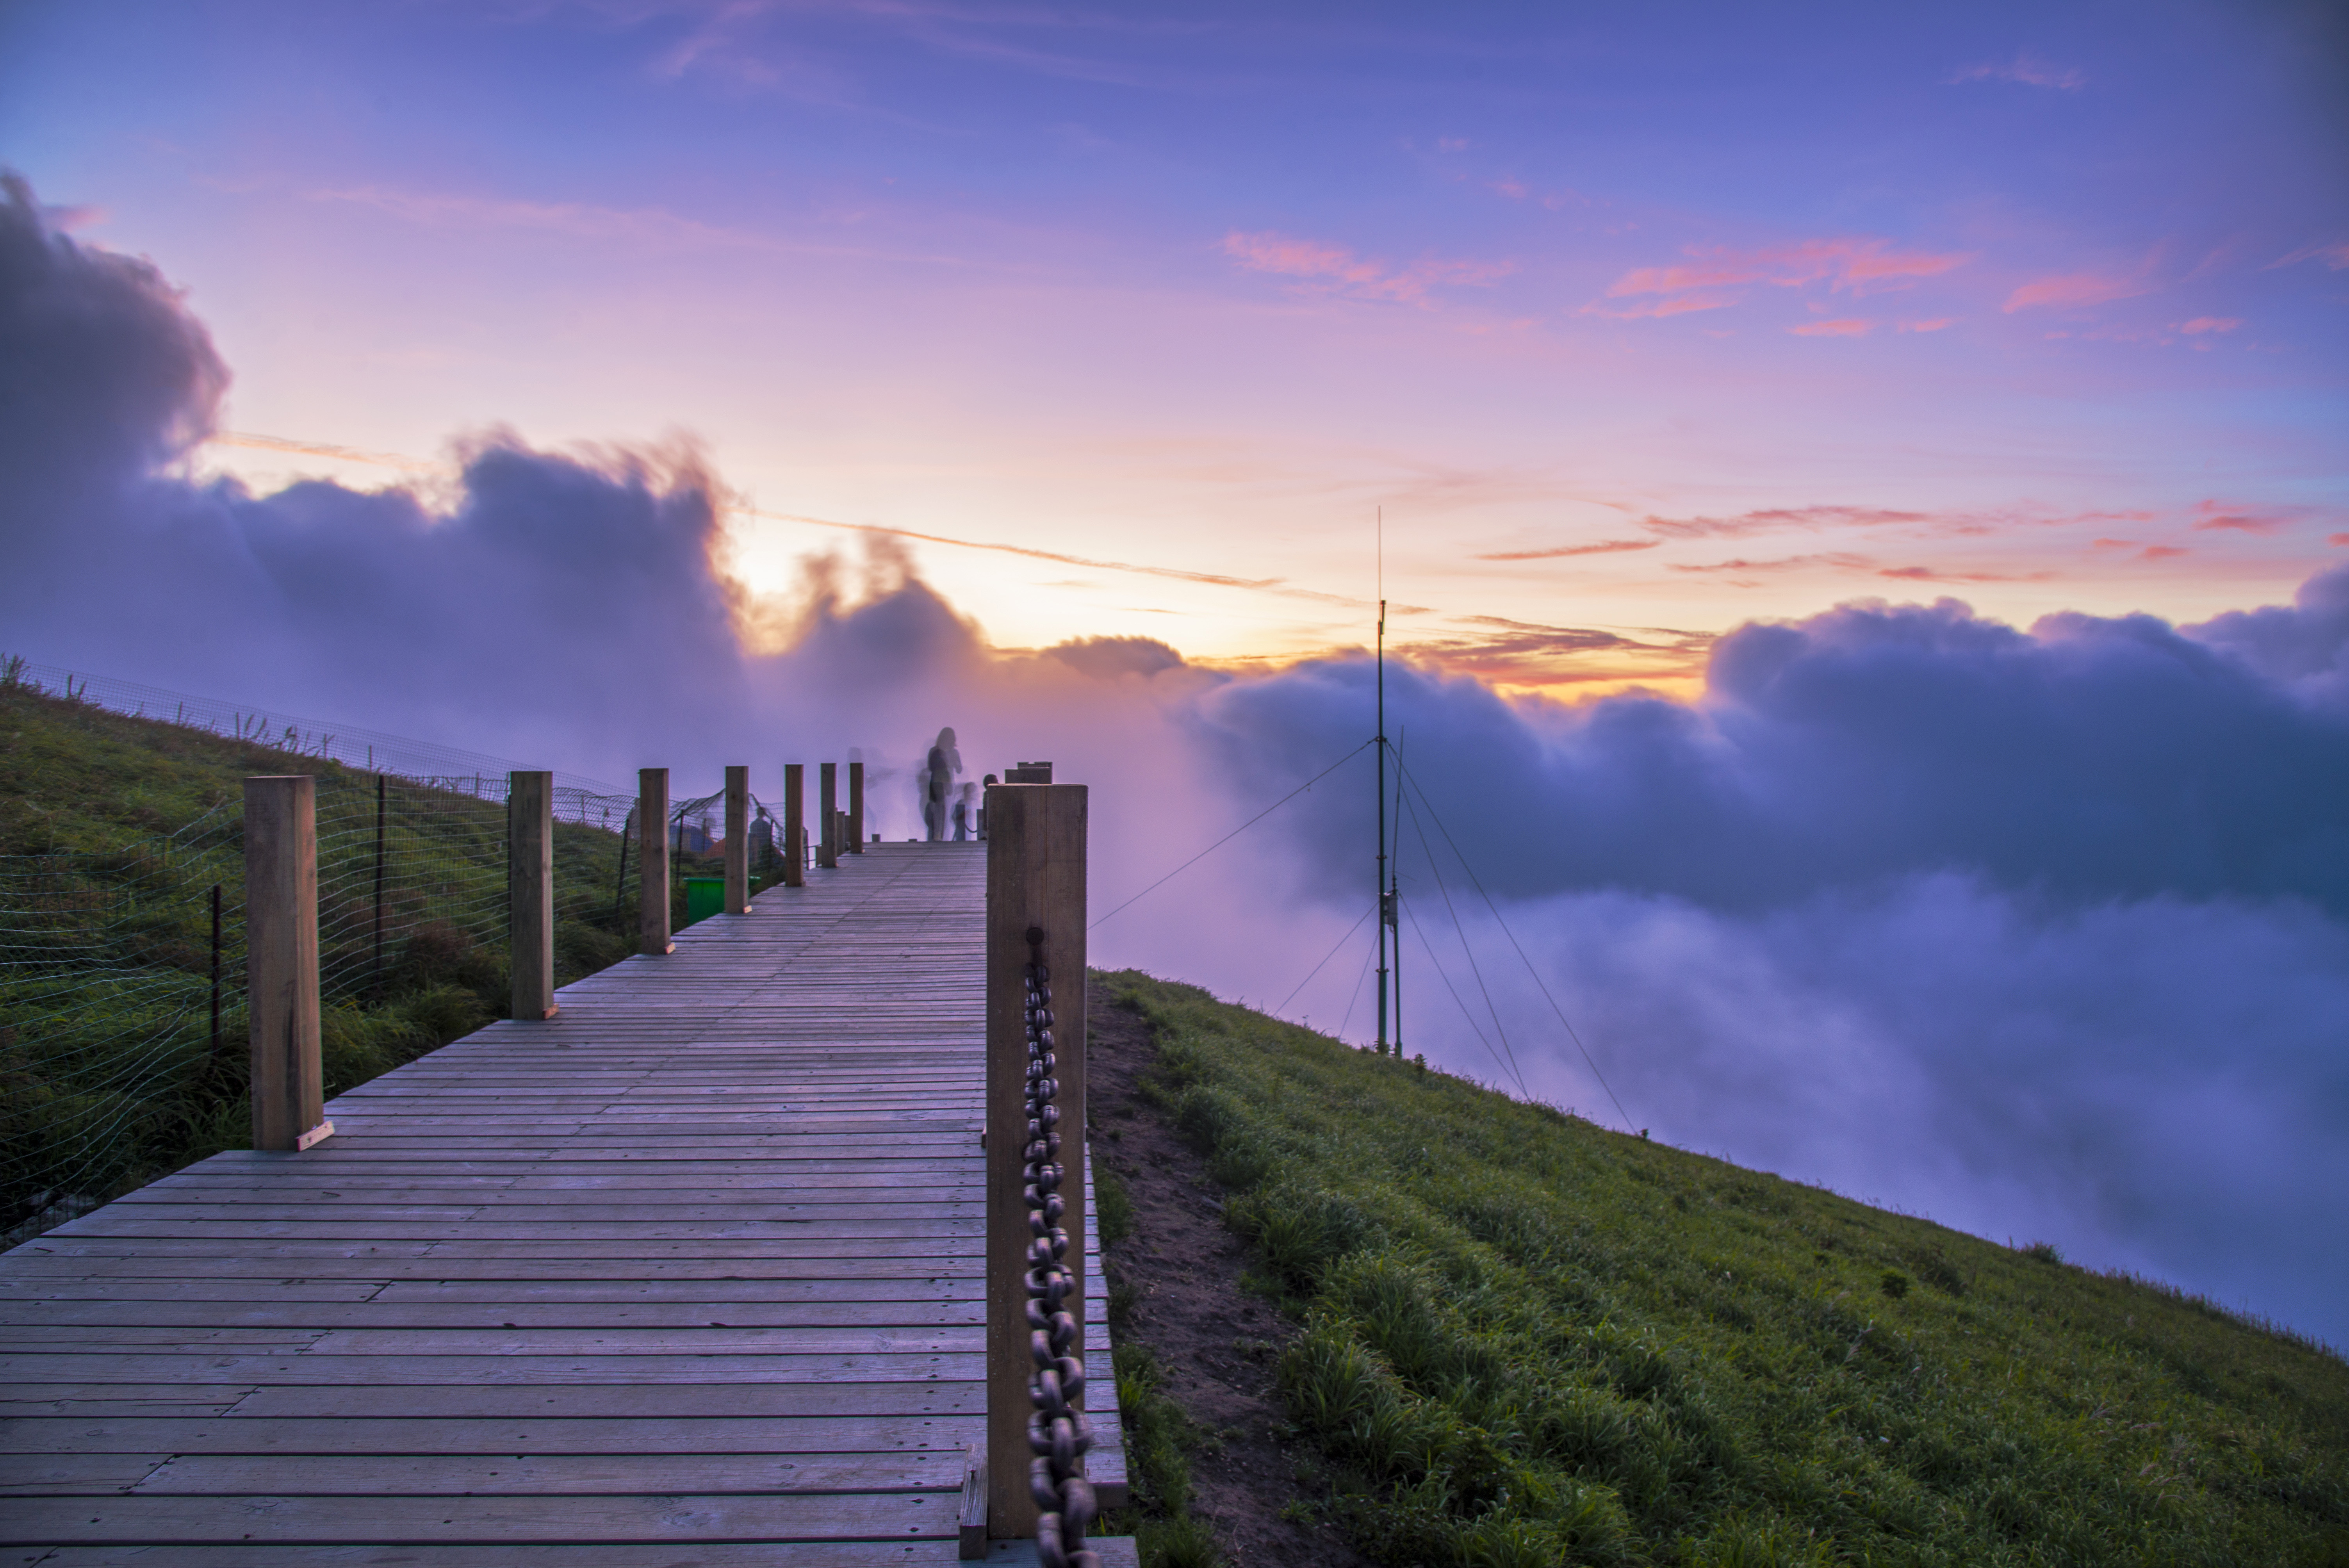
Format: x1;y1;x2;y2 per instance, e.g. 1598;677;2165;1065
1877;564;2055;584
2003;269;2156;312
1476;539;1662;561
1788;318;1872;337
1223;229;1513;305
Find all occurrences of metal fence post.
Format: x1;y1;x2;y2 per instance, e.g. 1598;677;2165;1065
509;771;557;1020
984;780;1089;1541
245;775;332;1152
819;761;838;869
783;764;805;888
725;765;750;914
638;768;673;955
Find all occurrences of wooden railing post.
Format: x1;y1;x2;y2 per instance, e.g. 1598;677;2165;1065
783;764;805;888
848;760;865;852
508;771;557;1020
638;768;672;955
984;780;1088;1539
818;762;838;869
245;775;332;1152
724;765;750;914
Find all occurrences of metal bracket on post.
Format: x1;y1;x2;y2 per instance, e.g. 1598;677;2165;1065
245;776;332;1153
984;779;1089;1545
509;771;558;1020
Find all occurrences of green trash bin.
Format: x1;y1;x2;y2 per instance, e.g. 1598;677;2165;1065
683;876;726;928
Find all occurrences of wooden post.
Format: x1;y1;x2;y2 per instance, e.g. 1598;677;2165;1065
783;764;805;888
508;771;557;1021
984;781;1088;1538
848;761;865;853
724;765;750;914
818;762;838;868
244;776;331;1152
638;768;672;955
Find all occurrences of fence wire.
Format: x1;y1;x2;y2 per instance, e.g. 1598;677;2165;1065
0;662;661;1244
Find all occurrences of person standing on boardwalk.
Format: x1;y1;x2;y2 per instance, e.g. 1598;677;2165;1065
921;727;962;841
951;782;976;841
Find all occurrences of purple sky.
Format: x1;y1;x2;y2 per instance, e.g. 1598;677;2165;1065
5;3;2347;1343
5;0;2344;682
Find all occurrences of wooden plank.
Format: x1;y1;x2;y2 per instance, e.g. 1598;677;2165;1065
0;847;1133;1555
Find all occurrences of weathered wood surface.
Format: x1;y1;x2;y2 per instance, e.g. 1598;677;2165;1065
0;845;1129;1565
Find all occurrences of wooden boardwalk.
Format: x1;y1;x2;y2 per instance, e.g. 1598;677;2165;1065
0;845;1129;1565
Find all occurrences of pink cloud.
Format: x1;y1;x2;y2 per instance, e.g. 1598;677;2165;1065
1489;177;1528;200
1900;317;1955;333
1788;318;1872;337
1584;292;1741;320
1596;235;1972;319
2178;317;2241;335
2091;538;2134;550
1950;53;2087;89
1223;230;1513;306
2139;545;2190;560
2268;241;2349;271
2330;533;2349;547
2188;498;2312;536
2003;269;2157;312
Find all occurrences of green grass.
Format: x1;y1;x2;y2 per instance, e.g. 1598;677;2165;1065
1097;968;2349;1567
0;681;708;1229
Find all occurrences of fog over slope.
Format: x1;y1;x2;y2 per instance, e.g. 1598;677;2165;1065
6;175;2345;1343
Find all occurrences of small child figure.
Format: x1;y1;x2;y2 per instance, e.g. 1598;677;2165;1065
951;781;978;841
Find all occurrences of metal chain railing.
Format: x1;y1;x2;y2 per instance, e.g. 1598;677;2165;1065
1022;925;1097;1568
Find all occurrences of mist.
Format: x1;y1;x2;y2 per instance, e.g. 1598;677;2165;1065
6;173;2345;1345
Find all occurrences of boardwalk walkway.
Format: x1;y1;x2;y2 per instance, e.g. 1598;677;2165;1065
0;844;1128;1565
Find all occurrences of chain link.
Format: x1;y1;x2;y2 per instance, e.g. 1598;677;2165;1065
1023;924;1098;1568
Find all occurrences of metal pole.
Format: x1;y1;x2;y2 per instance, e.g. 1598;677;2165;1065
372;774;387;994
1376;594;1389;1054
209;882;222;1067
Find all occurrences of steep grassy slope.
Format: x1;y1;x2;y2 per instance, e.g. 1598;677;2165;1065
1096;970;2349;1567
0;682;659;1230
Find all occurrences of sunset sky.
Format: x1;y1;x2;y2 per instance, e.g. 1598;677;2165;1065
7;0;2344;691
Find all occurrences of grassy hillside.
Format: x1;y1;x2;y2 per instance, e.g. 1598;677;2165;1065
0;681;712;1233
1096;970;2349;1567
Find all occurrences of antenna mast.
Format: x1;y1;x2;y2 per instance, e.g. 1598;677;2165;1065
1375;508;1391;1055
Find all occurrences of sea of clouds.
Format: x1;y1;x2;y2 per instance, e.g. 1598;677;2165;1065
6;173;2345;1344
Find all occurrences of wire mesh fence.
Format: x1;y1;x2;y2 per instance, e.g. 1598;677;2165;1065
0;657;822;1243
0;661;653;1243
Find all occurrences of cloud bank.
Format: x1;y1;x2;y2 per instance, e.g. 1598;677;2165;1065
6;175;2345;1345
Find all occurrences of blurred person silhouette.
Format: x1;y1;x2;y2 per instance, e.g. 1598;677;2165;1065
920;727;962;841
952;782;978;841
